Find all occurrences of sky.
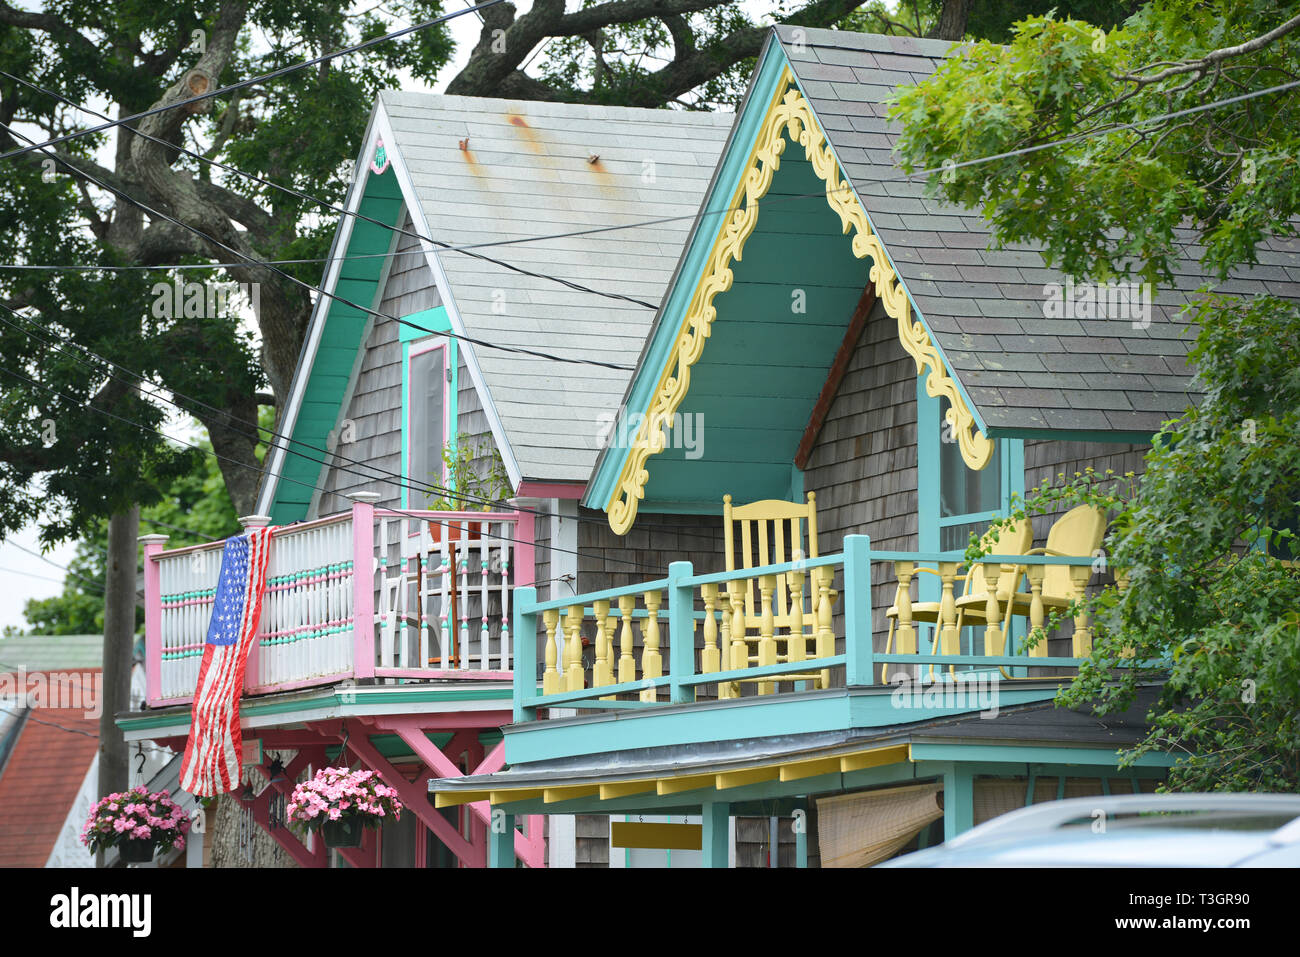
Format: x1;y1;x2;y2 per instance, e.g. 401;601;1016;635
0;0;786;634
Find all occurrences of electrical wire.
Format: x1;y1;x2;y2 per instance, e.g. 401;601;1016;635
0;120;635;371
0;358;669;572
0;69;657;311
0;300;726;547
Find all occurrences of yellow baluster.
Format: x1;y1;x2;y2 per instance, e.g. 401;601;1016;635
1069;564;1093;656
983;560;1003;656
816;567;834;689
1027;564;1047;656
593;599;611;689
565;604;585;692
701;583;720;675
542;608;561;696
894;561;916;655
726;580;746;699
787;566;807;667
758;574;777;695
617;595;636;684
938;561;959;657
640;590;663;702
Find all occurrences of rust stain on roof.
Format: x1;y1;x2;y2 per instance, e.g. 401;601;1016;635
505;112;545;153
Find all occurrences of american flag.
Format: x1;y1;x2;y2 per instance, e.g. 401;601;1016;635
180;525;275;796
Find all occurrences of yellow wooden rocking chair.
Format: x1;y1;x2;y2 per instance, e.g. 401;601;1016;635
720;492;836;695
962;504;1108;659
883;518;1033;681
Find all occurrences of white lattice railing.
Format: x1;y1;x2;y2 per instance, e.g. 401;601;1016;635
372;509;530;677
143;501;535;706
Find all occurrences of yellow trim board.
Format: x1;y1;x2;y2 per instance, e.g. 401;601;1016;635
841;744;910;772
779;756;842;781
605;69;992;535
544;785;601;804
599;780;656;800
657;774;715;795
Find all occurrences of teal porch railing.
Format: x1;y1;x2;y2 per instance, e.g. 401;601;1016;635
511;535;1102;723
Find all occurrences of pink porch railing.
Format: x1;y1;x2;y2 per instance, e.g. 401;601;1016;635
143;501;535;707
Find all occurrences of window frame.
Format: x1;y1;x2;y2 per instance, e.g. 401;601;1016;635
402;334;458;510
916;376;1025;654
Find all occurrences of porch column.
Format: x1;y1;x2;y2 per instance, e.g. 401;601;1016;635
795;806;808;869
701;802;730;868
488;810;516;868
942;765;974;841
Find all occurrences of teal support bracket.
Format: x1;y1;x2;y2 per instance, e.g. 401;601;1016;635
702;802;730;868
842;534;873;686
943;765;975;841
513;586;538;723
489;811;516;868
668;561;695;704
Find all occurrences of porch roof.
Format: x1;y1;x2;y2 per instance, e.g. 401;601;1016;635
429;685;1171;813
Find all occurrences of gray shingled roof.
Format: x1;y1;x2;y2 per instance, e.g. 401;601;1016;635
775;26;1300;435
0;634;102;671
381;92;734;482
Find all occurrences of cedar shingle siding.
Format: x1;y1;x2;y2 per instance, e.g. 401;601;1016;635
317;211;439;516
804;298;917;651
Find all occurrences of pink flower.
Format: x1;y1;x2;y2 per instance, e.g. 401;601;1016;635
132;825;151;840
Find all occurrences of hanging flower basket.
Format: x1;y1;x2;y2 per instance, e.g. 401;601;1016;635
81;786;191;863
321;816;364;848
287;767;402;849
118;838;156;863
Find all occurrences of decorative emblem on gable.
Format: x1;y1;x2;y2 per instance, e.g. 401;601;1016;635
370;136;390;175
605;68;994;535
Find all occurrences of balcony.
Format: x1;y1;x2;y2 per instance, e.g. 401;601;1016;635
142;500;535;707
507;536;1107;765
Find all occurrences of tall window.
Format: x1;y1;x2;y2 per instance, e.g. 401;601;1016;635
938;408;1003;550
408;342;447;510
917;376;1023;555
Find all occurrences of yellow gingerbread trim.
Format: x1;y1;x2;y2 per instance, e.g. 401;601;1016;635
605;69;994;535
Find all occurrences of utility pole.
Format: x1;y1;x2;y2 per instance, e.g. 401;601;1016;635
98;505;140;802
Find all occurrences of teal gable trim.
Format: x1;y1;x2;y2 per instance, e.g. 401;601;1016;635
400;306;458;510
584;42;790;513
585;39;995;520
268;165;405;525
986;427;1157;443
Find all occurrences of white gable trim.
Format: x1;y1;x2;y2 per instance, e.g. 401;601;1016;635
257;98;525;515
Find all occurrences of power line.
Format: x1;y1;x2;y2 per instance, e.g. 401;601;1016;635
0;301;726;547
0;68;657;311
0;120;635;372
4;540;106;596
0;0;508;162
0;359;669;572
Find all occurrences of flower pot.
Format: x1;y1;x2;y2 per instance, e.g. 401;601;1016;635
321;816;364;848
119;838;155;863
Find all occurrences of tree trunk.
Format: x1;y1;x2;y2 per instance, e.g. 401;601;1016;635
98;505;139;805
927;0;974;40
